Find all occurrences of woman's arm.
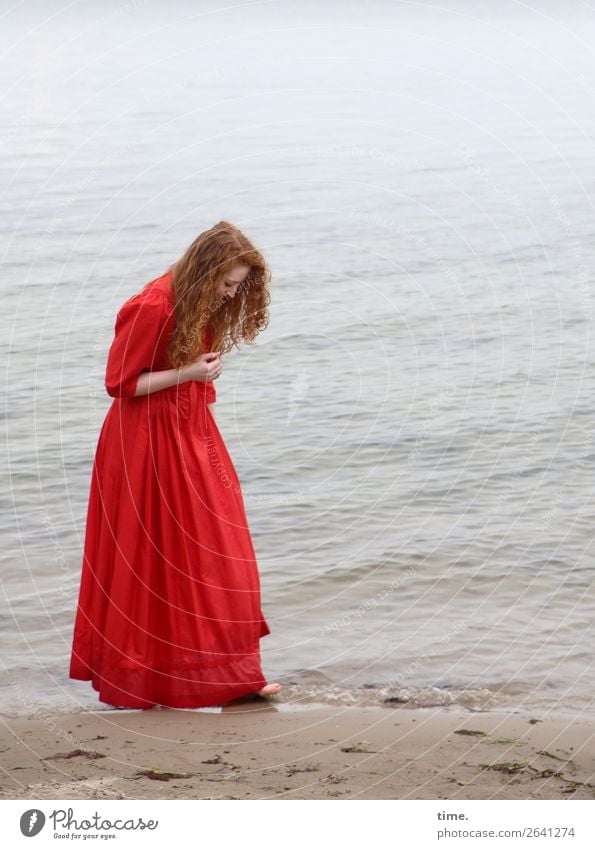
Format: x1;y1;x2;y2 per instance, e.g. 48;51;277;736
133;367;186;397
133;354;221;397
208;402;216;421
105;293;221;398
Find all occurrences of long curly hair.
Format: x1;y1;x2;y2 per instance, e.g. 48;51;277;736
166;221;271;368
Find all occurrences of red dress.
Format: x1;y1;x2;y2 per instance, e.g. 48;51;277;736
69;269;271;708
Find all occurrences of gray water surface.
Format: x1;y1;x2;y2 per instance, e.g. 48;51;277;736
1;0;594;718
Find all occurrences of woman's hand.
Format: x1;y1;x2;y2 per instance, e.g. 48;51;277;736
180;352;222;383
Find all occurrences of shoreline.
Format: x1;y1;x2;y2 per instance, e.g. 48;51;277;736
1;700;594;800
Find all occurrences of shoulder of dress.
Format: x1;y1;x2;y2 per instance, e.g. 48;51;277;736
119;282;173;316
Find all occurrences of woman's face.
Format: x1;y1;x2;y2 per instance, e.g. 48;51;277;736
215;263;251;302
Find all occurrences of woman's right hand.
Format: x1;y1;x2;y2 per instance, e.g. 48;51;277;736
180;352;222;383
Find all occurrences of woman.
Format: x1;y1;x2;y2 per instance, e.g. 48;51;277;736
69;221;282;709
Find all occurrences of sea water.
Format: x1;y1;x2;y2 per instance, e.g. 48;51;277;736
1;0;593;718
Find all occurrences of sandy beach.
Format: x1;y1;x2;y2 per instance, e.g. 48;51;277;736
1;699;593;801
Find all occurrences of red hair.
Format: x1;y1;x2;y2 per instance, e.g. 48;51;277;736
167;220;271;368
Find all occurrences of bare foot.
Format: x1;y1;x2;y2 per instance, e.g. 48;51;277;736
256;682;283;697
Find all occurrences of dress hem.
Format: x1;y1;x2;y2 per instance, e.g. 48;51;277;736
69;636;270;709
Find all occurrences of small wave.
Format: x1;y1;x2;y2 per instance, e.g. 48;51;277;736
278;673;499;712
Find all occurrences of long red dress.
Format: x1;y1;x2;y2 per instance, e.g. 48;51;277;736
69;268;271;709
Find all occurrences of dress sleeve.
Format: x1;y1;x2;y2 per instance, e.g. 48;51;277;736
104;295;169;398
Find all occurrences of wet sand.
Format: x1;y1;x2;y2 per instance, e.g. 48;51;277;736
1;700;593;800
